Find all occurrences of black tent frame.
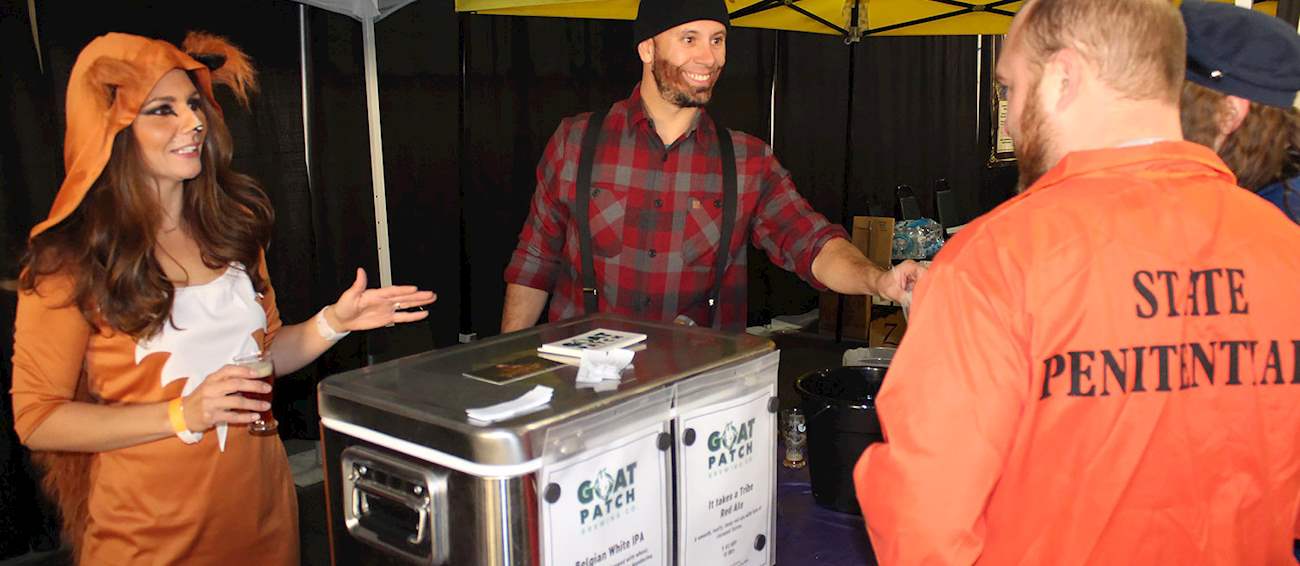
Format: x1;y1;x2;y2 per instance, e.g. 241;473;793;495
729;0;1019;42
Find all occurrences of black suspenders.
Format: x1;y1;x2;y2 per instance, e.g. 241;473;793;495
574;106;610;318
574;106;738;329
710;117;737;328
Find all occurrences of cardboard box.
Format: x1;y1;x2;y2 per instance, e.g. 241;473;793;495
867;305;906;347
818;216;907;343
853;216;895;267
818;292;870;341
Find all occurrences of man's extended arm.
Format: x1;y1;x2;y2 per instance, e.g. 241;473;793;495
748;140;925;303
812;238;925;303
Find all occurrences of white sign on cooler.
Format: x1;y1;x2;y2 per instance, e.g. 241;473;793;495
677;387;776;566
541;423;669;566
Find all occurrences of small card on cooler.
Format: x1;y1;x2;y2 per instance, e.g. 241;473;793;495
463;353;564;385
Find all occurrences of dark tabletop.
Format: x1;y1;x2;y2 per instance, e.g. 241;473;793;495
775;456;877;565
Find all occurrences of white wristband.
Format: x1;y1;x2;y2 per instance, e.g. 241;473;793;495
315;306;350;342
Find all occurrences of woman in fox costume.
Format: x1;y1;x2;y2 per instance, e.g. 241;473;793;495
9;32;435;564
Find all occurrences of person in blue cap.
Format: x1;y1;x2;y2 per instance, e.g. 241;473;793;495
1181;7;1300;557
1179;0;1300;224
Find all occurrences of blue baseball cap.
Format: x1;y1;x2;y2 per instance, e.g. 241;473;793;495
1181;0;1300;108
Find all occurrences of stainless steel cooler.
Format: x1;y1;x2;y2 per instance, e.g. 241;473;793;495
318;314;776;566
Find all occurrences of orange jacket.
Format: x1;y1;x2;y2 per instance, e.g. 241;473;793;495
855;141;1300;565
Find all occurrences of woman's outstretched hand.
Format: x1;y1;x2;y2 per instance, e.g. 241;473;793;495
326;268;436;332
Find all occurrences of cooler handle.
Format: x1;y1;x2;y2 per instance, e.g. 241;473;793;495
340;445;449;564
351;472;431;546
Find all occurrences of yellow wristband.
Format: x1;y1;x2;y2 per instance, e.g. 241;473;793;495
168;398;202;444
168;398;189;435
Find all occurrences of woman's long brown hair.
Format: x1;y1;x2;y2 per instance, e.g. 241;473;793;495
20;77;274;339
1181;81;1300;191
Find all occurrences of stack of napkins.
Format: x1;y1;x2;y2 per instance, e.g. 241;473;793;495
575;348;635;385
465;385;554;423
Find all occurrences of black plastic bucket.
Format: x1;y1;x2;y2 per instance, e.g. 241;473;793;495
794;365;888;514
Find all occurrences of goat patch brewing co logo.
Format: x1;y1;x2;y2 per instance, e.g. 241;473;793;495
707;418;756;474
677;383;778;566
577;462;637;531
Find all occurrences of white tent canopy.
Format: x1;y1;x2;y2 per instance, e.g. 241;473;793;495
293;0;420;21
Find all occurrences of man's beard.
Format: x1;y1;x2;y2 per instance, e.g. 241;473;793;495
1015;81;1056;192
652;57;720;108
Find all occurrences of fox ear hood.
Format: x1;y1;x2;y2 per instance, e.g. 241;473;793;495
29;31;257;240
182;31;258;109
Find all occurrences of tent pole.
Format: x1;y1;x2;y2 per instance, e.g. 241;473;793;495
769;31;780;147
458;13;474;340
834;41;858;343
299;5;314;192
27;0;42;73
362;16;394;288
975;35;983;146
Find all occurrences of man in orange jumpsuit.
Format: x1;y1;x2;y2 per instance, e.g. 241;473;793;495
853;0;1300;564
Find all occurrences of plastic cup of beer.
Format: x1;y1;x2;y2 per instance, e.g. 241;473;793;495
233;352;277;435
780;407;807;469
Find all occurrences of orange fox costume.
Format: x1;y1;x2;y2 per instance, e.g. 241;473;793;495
9;33;297;565
855;142;1300;565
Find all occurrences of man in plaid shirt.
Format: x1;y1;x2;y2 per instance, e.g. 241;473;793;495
502;0;925;333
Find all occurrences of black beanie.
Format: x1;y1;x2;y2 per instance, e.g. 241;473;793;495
634;0;731;45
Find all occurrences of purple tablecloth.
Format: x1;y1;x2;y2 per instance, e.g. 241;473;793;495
775;458;877;565
771;457;1300;565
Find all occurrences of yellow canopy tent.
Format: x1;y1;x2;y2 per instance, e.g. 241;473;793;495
455;0;1279;41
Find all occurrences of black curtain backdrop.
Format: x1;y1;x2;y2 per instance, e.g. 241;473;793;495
752;33;1010;322
0;0;64;555
749;32;848;322
851;36;983;222
374;0;462;353
462;16;637;337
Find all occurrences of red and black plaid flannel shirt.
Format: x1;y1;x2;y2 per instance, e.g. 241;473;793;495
505;85;848;330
